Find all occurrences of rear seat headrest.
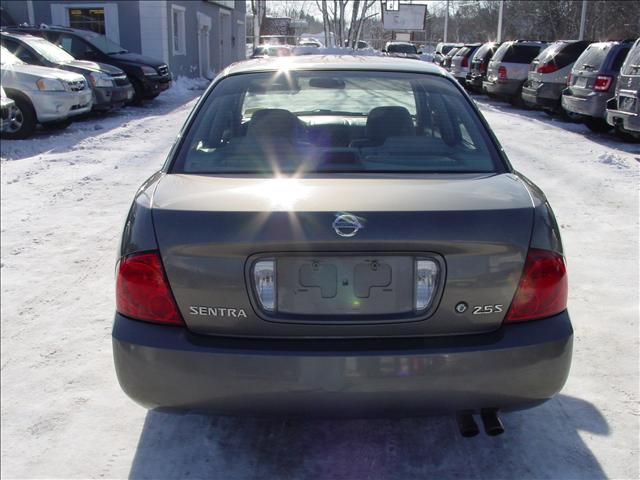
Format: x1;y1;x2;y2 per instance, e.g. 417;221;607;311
247;109;301;139
366;106;415;144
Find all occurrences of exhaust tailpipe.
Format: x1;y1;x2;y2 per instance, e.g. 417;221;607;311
456;411;479;438
480;410;505;436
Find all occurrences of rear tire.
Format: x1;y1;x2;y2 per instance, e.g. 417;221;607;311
585;117;613;133
1;95;36;140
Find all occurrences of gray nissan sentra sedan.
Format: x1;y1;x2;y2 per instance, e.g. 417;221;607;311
113;56;572;437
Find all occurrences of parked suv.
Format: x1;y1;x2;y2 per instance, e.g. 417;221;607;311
484;40;548;105
522;40;590;115
450;43;481;85
466;42;500;92
606;38;640;138
10;25;171;103
433;42;462;65
562;40;631;132
442;46;461;70
0;31;133;111
0;46;92;139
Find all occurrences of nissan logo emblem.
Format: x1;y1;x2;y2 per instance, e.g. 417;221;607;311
332;213;364;238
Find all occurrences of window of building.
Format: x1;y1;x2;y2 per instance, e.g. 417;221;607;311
171;5;186;56
68;8;106;34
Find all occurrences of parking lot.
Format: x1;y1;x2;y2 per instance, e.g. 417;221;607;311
1;83;638;479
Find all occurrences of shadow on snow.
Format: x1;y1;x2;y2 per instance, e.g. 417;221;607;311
129;394;609;480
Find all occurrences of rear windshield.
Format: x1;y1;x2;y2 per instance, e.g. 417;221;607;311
574;43;612;71
536;41;589;69
439;45;456;55
172;70;502;175
494;43;543;63
387;43;417;54
472;43;492;61
622;42;640;76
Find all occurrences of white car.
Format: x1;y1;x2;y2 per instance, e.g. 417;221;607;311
0;46;92;139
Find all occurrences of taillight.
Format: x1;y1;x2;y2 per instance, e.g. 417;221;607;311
567;73;572;86
116;251;184;325
537;63;558;74
594;75;613;92
498;66;507;81
480;62;487;73
505;249;568;323
462;56;469;68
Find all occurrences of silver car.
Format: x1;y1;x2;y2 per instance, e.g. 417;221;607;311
0;46;92;139
450;43;481;85
606;38;640;138
521;40;590;115
112;56;572;437
484;40;548;105
562;40;632;132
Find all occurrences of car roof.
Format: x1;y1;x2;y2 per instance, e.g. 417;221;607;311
0;31;44;41
222;55;446;77
6;24;87;35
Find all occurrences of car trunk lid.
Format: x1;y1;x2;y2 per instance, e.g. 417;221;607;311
152;173;535;338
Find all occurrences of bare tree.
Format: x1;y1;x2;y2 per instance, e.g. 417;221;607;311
250;0;266;49
315;0;378;48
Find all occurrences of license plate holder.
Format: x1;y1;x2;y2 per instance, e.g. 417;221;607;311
276;255;415;317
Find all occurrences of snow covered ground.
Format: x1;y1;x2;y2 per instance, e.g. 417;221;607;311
1;85;638;479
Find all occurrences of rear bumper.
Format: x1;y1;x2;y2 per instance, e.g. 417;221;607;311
466;73;485;89
606;98;640;134
112;311;573;417
521;82;564;109
483;78;522;97
561;89;608;119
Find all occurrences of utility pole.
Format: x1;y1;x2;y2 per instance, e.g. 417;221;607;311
443;0;449;42
497;0;504;43
579;0;587;40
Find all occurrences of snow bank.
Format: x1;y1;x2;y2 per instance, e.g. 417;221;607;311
164;76;210;98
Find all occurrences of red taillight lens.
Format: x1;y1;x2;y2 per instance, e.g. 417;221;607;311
505;249;568;323
462;56;469;68
594;75;613;92
537;62;558;74
116;251;184;325
567;72;572;86
498;66;507;80
480;62;487;73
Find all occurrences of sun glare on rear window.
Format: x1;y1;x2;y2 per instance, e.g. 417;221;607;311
173;71;501;175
